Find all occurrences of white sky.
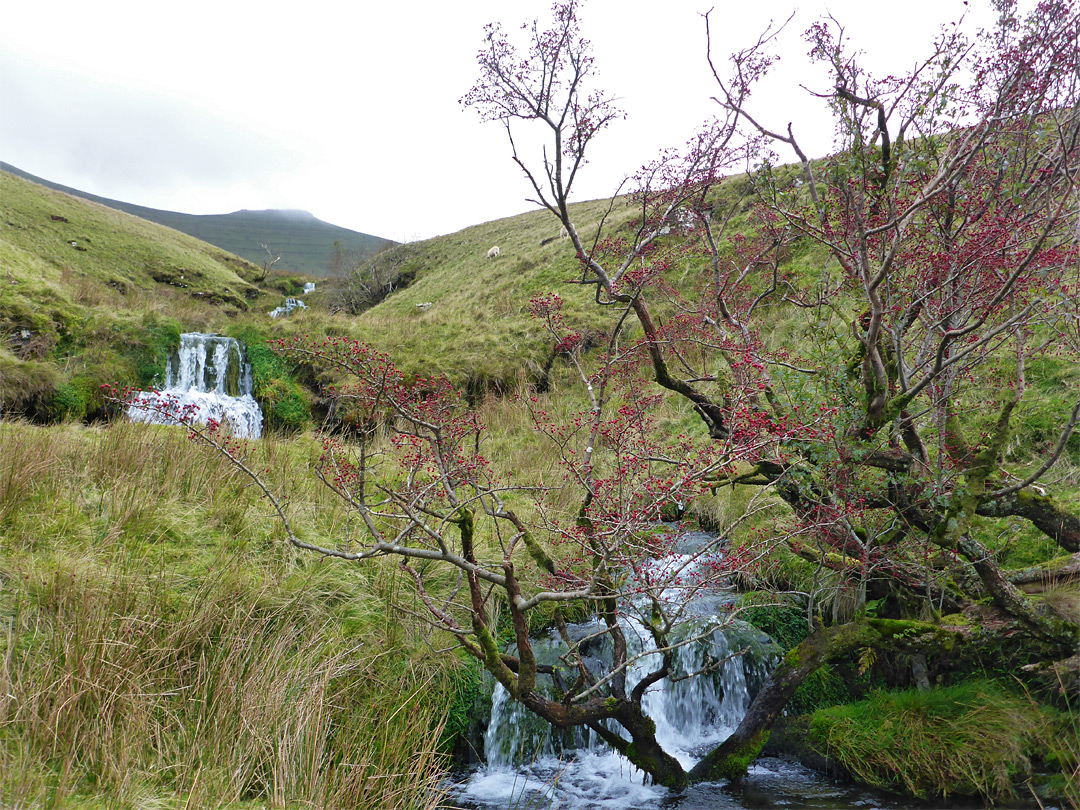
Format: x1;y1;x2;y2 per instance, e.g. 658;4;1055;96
0;0;1002;243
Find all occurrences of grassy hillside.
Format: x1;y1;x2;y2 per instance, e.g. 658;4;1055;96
1;164;1076;807
352;197;631;383
1;163;395;276
1;169;313;422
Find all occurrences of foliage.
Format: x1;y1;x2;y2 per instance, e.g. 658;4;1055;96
738;597;809;650
786;664;856;716
14;0;1077;799
334;242;421;315
111;0;1080;792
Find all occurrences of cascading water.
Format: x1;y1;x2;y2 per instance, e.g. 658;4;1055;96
128;333;263;438
458;530;778;809
465;619;777;809
455;531;913;810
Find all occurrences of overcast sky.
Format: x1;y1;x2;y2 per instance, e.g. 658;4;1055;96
1;0;1003;243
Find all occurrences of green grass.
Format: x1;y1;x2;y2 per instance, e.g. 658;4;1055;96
0;170;262;309
803;680;1077;803
0;420;461;809
346;197;641;385
2;163;394;277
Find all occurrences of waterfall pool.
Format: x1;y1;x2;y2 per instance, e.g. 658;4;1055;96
450;755;957;809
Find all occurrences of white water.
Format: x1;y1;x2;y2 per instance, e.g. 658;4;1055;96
128;333;263;438
458;531;780;810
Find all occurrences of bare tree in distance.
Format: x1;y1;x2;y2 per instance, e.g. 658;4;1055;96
333;242;420;315
257;243;281;283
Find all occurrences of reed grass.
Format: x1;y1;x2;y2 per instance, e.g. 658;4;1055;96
0;420;458;809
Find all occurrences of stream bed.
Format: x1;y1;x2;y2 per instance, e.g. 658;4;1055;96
449;755;973;809
444;528;1011;810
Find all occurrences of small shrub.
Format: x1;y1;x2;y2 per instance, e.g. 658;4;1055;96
48;378;91;421
739;598;809;650
261;376;311;433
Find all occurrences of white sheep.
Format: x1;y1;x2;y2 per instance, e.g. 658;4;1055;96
559;225;569;240
487;245;501;259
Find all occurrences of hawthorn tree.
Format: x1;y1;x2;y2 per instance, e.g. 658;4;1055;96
122;0;1079;792
463;0;1080;781
123;314;772;790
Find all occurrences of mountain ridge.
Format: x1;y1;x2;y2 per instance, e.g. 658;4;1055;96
0;161;394;276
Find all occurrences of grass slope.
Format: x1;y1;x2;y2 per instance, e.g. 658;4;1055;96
0;421;459;809
347;196;646;384
1;163;395;276
1;169;304;420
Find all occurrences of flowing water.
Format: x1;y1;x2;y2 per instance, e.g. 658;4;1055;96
128;333;263;438
450;530;944;810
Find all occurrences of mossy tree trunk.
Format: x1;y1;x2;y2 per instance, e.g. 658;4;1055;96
688;620;959;782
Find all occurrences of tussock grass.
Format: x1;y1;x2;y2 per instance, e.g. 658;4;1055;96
0;421;460;809
804;681;1077;803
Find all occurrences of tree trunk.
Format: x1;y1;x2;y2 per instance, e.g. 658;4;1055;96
616;702;689;789
956;536;1079;646
977;492;1080;552
688;619;957;782
1007;554;1080;589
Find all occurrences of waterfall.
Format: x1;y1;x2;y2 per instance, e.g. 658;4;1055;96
459;530;780;809
128;333;264;439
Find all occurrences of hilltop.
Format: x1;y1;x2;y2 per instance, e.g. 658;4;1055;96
1;162;395;276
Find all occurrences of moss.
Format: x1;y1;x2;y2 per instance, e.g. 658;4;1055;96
259;377;311;433
228;325;312;433
712;729;771;781
783;646;802;668
522;528;556;575
623;734;689;790
872;390;915;429
803;681;1069;802
440;655;482;754
268;274;306;296
132;316;182;386
939;612;971;627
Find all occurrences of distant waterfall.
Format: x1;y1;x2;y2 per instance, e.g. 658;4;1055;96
128;333;263;438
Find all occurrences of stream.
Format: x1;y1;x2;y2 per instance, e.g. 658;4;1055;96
447;529;988;810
